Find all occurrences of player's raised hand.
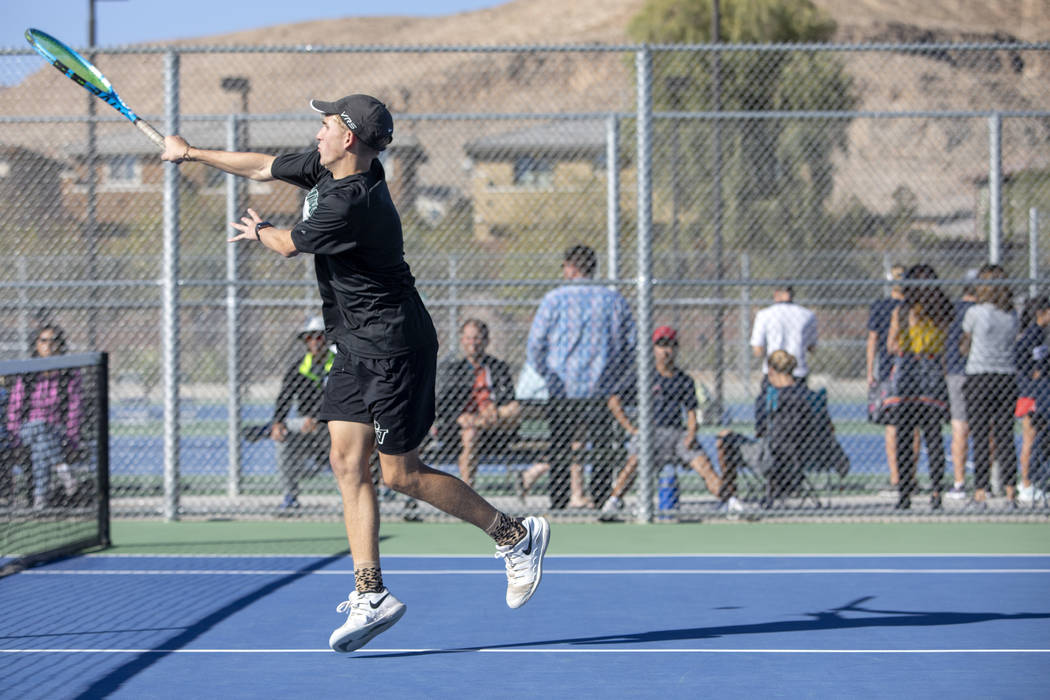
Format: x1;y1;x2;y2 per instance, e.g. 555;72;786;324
229;208;267;243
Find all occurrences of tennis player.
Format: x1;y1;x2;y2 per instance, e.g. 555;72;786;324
161;94;549;653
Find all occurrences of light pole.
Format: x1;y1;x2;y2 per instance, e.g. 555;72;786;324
220;75;250;497
220;76;251;149
711;0;725;424
85;0;127;348
665;75;689;329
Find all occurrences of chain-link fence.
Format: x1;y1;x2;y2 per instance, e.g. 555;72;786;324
0;42;1047;522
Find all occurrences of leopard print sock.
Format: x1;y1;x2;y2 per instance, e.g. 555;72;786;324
354;564;384;594
486;511;527;547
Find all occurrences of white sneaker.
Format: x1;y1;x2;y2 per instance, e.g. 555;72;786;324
947;484;967;501
495;516;550;609
328;588;406;654
1017;484;1045;505
717;496;745;519
599;496;623;520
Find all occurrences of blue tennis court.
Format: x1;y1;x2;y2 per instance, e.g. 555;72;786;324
3;553;1048;698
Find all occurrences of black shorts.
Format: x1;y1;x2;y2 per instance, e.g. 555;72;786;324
319;346;437;455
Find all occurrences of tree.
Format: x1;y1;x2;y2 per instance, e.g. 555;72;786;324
628;0;857;272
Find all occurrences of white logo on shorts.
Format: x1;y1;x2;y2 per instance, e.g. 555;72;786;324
374;420;388;445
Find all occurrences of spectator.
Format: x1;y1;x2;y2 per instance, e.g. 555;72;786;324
435;319;522;488
866;263;910;490
716;350;841;507
961;264;1019;506
271;316;334;509
946;278;978;500
526;244;636;509
1015;295;1050;505
750;284;817;429
600;326;743;520
6;323;83;510
0;376;11;503
886;264;954;510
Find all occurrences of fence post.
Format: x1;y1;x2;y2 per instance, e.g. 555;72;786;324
448;253;459;343
606;114;620;280
226;114;243;498
17;257;29;349
988;112;1002;264
162;50;181;521
1030;207;1040;297
738;252;751;408
634;46;654;523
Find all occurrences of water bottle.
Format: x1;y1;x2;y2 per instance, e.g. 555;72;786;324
657;464;679;518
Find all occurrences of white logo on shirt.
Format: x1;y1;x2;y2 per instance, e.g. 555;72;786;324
303;186;319;221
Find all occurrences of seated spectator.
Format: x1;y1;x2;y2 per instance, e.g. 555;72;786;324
435;319;522;487
271;316;334;509
0;376;13;504
716;350;846;507
6;323;83;510
600;326;743;519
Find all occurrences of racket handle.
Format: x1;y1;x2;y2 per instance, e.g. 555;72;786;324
134;118;166;149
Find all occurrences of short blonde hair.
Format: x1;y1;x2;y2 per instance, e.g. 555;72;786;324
768;350;797;376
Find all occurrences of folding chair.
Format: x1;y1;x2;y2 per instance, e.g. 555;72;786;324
728;431;822;511
739;384;849;510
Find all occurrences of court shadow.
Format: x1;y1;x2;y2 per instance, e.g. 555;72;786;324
361;596;1050;658
71;549;350;699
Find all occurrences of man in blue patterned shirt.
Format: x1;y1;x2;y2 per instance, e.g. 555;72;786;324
527;245;636;509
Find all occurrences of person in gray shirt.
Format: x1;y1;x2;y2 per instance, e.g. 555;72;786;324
961;264;1019;506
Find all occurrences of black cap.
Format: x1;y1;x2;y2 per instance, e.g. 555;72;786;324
310;94;393;151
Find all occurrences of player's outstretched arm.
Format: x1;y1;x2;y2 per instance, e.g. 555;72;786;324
229;207;298;258
161;135;275;181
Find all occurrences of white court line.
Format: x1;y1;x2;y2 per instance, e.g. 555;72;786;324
81;553;1050;558
19;568;1050;575
2;648;1049;654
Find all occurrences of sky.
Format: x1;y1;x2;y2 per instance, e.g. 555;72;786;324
3;0;510;47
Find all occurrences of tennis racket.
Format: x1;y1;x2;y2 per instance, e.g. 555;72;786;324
25;28;164;149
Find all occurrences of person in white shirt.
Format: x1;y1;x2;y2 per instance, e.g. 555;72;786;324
750;285;818;380
750;285;818;427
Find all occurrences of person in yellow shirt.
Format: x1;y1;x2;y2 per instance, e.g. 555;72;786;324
886;264;954;510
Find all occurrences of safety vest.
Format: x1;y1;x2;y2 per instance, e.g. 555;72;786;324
298;350;335;385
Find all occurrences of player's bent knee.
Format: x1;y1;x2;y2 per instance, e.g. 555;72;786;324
378;452;426;495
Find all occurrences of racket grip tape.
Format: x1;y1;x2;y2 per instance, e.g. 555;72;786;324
134;119;166;149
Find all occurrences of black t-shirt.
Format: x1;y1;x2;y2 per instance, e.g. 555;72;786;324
618;367;698;428
271;150;437;358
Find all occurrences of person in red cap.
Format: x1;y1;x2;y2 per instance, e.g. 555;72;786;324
161;95;549;654
602;325;743;519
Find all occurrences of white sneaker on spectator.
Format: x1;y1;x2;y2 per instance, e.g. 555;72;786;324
947;484;967;501
599;496;623;520
329;588;406;654
1017;484;1045;506
717;496;745;519
496;515;550;608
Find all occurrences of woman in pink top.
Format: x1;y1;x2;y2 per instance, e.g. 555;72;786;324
6;323;82;509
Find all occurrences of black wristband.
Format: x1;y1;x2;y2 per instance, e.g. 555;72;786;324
254;221;273;241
